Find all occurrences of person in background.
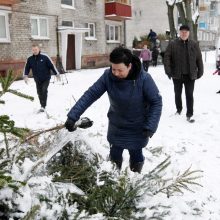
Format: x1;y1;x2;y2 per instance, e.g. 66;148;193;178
147;29;157;48
212;60;220;93
23;44;61;112
164;25;203;122
64;47;162;173
139;45;152;72
152;45;159;67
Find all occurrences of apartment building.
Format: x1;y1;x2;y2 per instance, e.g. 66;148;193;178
0;0;132;76
125;0;169;49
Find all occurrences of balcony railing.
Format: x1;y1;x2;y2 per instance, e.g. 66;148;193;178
105;0;132;21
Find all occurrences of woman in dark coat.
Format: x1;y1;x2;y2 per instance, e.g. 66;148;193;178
64;47;162;173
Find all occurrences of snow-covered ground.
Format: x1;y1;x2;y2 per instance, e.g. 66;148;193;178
1;51;220;219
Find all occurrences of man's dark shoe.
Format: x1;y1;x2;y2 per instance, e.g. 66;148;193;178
187;116;195;123
175;110;182;115
216;90;220;94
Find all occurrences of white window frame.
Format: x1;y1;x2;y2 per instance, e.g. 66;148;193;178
85;23;97;40
30;16;49;40
0;11;10;43
61;0;75;10
106;25;120;43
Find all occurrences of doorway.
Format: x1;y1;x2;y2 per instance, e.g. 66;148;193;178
66;34;76;70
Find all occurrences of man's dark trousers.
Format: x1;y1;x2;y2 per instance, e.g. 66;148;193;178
173;75;195;117
35;79;50;108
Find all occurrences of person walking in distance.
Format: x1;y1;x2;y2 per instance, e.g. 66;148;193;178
164;25;203;122
64;47;162;173
23;44;61;112
139;45;151;72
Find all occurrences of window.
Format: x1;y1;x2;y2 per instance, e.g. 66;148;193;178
61;0;75;9
30;17;49;39
0;12;10;43
62;20;73;27
106;25;120;42
85;23;96;39
210;2;216;10
199;21;207;29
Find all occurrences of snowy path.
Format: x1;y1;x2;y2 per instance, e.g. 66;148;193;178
0;51;220;219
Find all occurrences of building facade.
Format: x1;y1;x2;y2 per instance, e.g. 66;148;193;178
0;0;132;76
125;0;170;49
198;0;219;49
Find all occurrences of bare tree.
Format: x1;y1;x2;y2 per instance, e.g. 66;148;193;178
166;0;199;41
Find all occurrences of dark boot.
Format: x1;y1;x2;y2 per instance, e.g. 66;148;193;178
130;161;144;173
112;159;122;170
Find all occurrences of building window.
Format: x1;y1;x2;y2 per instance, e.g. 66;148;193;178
210;1;216;10
31;17;49;39
199;21;207;30
62;20;73;27
106;25;120;42
0;12;10;43
85;23;96;40
61;0;75;9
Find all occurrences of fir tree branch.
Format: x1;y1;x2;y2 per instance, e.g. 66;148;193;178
8;89;34;101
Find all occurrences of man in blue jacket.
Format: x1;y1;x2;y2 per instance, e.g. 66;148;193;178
23;45;60;112
65;47;162;173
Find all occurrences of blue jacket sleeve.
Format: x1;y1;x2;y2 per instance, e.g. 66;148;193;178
46;56;59;75
143;73;162;133
67;73;107;122
24;58;31;76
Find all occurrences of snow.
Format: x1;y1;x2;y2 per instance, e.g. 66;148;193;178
1;50;220;219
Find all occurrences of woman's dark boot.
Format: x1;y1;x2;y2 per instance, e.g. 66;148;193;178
111;159;122;170
130;161;144;173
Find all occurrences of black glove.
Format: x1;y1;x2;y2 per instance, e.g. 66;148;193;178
143;129;154;138
65;118;76;132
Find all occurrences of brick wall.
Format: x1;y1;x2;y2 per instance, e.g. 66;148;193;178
0;0;59;74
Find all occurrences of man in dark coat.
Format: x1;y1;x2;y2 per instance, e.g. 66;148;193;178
164;25;203;122
23;44;60;112
147;29;157;48
65;47;162;173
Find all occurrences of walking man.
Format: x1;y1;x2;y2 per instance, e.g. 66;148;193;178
23;45;60;112
164;25;203;122
64;47;162;173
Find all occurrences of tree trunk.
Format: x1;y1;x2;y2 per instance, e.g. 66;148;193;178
166;1;176;40
184;0;196;40
176;2;186;25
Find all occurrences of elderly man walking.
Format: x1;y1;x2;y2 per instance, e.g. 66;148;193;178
164;25;203;122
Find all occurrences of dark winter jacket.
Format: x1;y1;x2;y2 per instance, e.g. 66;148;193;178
67;56;162;149
164;38;203;80
24;52;59;81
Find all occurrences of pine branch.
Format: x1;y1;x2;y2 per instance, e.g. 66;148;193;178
3;132;10;158
23;124;64;143
8;89;34;101
155;166;203;197
21;205;40;220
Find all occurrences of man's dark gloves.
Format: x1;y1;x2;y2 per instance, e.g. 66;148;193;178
65;118;76;132
143;129;154;138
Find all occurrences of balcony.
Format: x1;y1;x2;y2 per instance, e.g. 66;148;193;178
105;0;132;21
0;0;21;6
